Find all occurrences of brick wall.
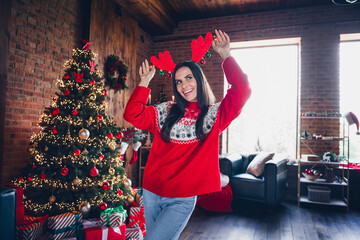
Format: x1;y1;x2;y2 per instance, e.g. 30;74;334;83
2;0;83;182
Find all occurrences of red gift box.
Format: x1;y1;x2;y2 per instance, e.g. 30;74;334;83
16;204;25;225
16;215;48;240
127;207;146;237
126;227;143;240
83;219;126;240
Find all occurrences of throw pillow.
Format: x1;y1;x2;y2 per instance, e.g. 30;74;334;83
246;152;275;177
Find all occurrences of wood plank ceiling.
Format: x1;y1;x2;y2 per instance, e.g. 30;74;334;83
114;0;333;36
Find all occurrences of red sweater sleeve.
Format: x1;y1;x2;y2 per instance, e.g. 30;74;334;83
123;86;157;133
218;56;252;132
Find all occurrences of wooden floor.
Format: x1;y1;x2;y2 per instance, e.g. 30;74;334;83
179;201;360;240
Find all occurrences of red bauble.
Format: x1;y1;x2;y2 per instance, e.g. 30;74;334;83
102;90;108;96
40;173;46;180
74;149;81;156
72;110;78;115
64;75;69;79
51;127;58;134
61;167;69;176
119;154;124;161
99;202;108;211
90;79;95;85
52;98;57;102
64;89;70;95
97;114;103;122
167;72;172;78
200;59;206;64
18;177;24;182
117;189;123;196
116;132;124;139
90;168;99;177
52;108;60;115
27;176;32;181
107;132;113;139
99;154;104;159
32;164;37;169
102;182;110;190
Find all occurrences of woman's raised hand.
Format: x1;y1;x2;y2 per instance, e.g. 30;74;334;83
212;29;231;61
138;59;156;87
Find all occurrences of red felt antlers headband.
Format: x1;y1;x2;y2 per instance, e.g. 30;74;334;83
150;32;213;77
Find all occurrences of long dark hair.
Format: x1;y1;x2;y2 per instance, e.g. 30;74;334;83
160;61;215;143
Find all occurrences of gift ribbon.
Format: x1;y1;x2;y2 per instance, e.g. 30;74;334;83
128;207;146;230
49;214;83;240
103;205;128;225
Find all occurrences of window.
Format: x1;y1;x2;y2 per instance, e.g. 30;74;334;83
223;38;300;159
340;34;360;163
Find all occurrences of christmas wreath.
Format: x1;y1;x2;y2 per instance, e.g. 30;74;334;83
105;54;128;93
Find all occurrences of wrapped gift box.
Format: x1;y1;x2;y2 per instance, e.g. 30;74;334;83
131;188;143;208
100;206;127;227
126;227;143;240
16;215;48;240
127;207;146;237
47;212;82;240
83;219;126;240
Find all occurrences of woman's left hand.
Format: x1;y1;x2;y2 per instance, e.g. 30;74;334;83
212;29;231;61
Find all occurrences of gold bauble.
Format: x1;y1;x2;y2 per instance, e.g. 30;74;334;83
116;162;123;168
123;178;132;188
79;202;91;214
79;129;90;140
127;196;134;203
108;168;115;175
73;177;82;185
109;143;116;150
49;195;56;202
89;117;93;121
88;93;96;101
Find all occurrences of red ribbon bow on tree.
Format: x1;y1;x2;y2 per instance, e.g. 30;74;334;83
89;60;96;72
74;72;83;83
81;39;92;51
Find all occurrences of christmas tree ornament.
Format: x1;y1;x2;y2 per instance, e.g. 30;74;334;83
102;181;110;190
102;90;108;96
116;132;124;139
123;178;132;188
52;97;57;102
49;195;56;203
74;149;81;156
89;93;96;101
108;167;115;175
99;154;104;159
206;51;211;58
73;177;82;185
79;129;90;139
107;132;113;139
127;195;134;203
72;110;78;115
89;60;96;72
90;79;95;85
97;114;103;122
51;127;58;134
158;70;164;77
117;189;123;196
82;149;88;154
200;58;206;64
18;176;24;182
40;173;46;180
116;161;122;168
44;146;49;151
90;167;99;177
64;89;70;95
74;72;83;83
27;176;32;181
79;202;91;214
99;202;107;211
167;72;172;78
89;116;93;121
61;167;69;176
32;164;37;169
109;143;116;150
64;74;69;79
118;154;124;162
66;130;71;140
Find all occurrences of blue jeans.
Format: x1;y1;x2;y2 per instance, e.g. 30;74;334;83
143;189;197;240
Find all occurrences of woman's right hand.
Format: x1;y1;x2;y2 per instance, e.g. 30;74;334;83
138;59;156;87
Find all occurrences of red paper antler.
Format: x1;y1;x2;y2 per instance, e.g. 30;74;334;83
191;32;213;63
150;51;176;72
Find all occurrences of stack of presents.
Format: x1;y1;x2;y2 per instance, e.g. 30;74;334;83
0;185;146;240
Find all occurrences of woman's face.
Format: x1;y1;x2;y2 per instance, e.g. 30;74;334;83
175;66;198;102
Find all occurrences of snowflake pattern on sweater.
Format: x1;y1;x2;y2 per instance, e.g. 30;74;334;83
155;102;220;142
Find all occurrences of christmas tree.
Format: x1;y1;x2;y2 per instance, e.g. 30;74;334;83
12;43;134;217
154;86;168;104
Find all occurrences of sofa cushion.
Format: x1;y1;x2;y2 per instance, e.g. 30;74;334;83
246;152;275;177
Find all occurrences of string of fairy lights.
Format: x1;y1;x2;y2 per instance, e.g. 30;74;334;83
12;48;140;215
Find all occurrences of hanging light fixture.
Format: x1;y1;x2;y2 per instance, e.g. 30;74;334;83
332;0;360;5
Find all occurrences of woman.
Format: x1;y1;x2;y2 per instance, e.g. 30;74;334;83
124;29;251;240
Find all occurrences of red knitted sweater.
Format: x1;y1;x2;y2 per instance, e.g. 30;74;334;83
123;56;251;197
